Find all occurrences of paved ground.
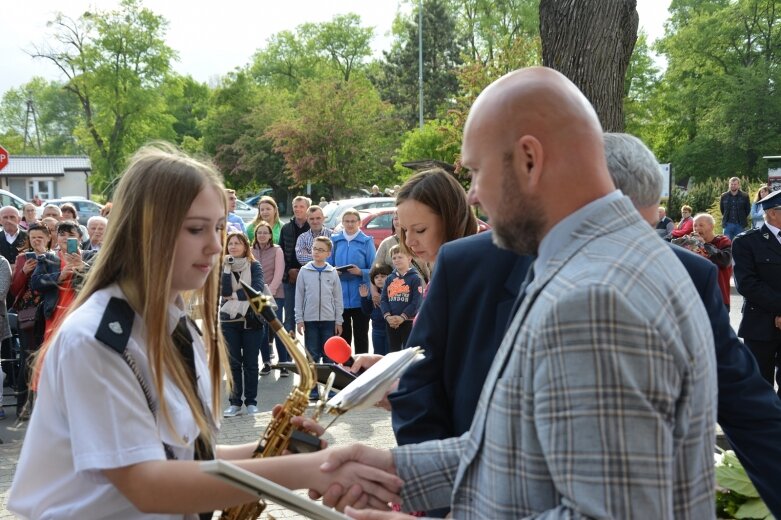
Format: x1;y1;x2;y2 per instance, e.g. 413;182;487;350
0;282;747;518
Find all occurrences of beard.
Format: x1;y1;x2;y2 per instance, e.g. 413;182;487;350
490;161;546;255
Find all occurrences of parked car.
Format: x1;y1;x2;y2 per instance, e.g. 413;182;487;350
0;189;28;215
243;188;275;208
35;197;104;225
233;199;257;224
322;197;395;230
358;208;395;248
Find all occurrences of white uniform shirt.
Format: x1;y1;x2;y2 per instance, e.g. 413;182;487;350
9;284;215;519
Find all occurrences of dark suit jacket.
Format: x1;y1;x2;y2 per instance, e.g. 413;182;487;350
732;225;781;342
0;229;27;268
389;232;532;442
391;232;781;518
672;245;781;517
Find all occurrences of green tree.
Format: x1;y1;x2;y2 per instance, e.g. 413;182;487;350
0;77;82;154
393;119;462;176
451;0;539;68
656;0;781;182
266;76;397;198
624;32;661;135
201;71;262;183
162;75;209;145
306;14;373;82
374;0;467;128
29;0;177;195
250;14;374;89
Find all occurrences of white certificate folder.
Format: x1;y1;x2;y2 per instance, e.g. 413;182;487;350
200;459;347;520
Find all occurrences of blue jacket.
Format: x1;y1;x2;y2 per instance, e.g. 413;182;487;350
328;231;376;309
361;294;385;330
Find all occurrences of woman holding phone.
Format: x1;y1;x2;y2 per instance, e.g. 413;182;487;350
10;223;49;417
31;220;94;341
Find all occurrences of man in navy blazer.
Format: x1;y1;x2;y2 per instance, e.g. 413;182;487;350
389;132;781;517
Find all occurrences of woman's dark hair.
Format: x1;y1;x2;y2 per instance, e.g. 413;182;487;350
27;222;50;236
56;219;82;238
60;203;78;218
395;168;477;255
369;263;393;287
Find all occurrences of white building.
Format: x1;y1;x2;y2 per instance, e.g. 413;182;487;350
0;155;92;200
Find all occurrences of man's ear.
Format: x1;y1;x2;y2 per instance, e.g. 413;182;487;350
514;135;544;188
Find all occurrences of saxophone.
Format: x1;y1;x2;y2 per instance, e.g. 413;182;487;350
220;281;319;520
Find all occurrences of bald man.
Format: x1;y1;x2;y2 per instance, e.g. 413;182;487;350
319;68;716;519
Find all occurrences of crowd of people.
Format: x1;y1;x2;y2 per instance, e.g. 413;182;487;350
4;65;781;519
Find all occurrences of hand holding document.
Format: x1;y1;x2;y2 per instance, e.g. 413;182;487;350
326;347;424;413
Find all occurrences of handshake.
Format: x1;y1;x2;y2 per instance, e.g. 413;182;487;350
304;444;406;517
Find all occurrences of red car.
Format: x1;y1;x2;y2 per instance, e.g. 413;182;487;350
357;208;491;249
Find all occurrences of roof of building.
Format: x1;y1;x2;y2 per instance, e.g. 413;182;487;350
0;155;91;177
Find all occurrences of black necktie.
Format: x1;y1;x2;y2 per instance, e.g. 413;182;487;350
171;317;214;462
506;264;535;331
172;317;214;520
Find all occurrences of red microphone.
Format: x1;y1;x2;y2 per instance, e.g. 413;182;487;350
324;336;354;366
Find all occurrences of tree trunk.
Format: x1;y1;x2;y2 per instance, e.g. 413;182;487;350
540;0;638;132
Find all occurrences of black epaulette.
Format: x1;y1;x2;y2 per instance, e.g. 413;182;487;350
95;297;135;354
734;227;760;240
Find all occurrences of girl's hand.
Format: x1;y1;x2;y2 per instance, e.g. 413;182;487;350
358;284;369;297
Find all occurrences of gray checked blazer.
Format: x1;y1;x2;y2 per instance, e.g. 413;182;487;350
393;196;717;519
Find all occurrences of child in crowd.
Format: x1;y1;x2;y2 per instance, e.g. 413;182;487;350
380;245;422;352
359;263;392;356
295;236;343;363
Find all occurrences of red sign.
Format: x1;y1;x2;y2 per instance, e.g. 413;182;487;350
0;145;8;171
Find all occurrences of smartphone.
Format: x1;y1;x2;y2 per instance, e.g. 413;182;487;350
66;237;79;254
25;252;36;260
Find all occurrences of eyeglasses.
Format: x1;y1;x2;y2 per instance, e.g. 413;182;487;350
312;247;329;253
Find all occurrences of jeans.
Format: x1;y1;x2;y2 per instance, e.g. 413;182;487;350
372;327;389;356
303;321;336;362
283;282;296;334
387;321;413;353
266;297;290;363
723;222;745;241
259;322;271;366
340;307;370;354
222;320;263;406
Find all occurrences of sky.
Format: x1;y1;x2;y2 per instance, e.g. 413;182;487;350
1;0;672;96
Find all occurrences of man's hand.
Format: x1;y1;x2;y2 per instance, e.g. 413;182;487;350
288;268;300;283
351;354;384;373
775;316;781;330
311;444;400;511
348;266;362;276
336;323;343;336
297;322;305;335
